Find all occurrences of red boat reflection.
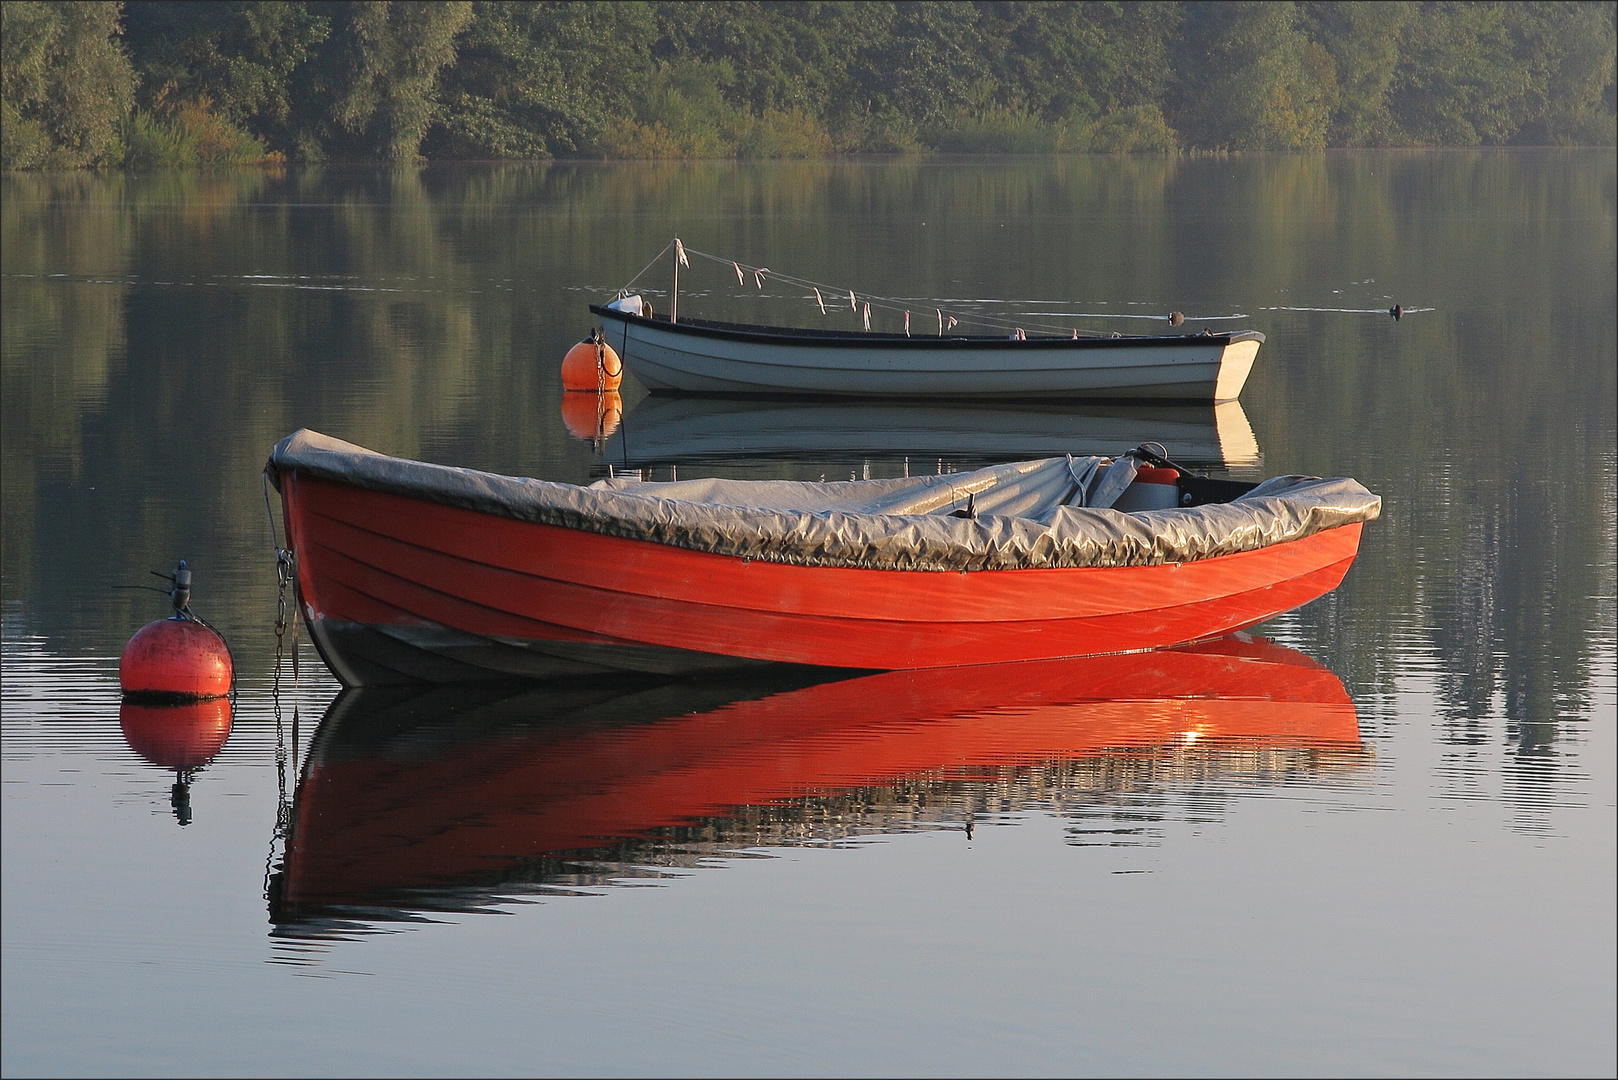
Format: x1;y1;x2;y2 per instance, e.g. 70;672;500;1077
274;635;1362;926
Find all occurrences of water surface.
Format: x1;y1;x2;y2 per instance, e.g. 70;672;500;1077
3;152;1614;1077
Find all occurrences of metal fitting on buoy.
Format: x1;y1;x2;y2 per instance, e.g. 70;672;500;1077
169;560;192;613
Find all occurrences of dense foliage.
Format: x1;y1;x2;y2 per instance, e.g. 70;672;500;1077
3;1;1614;167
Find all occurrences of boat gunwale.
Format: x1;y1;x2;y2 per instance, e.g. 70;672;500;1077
590;305;1265;350
289;482;1366;623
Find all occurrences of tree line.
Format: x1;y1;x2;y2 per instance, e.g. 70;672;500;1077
3;1;1614;168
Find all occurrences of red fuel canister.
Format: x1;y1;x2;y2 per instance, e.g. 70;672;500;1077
1113;466;1181;513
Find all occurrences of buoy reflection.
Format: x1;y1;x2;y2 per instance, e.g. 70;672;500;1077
560;390;623;444
120;697;233;825
269;634;1365;933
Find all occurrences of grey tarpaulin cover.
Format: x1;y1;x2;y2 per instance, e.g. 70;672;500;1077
268;429;1380;572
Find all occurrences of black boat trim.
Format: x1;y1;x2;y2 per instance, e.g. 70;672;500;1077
590;305;1264;351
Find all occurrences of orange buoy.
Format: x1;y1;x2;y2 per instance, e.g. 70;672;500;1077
119;697;233;771
560;390;623;442
561;330;623;391
120;617;233;699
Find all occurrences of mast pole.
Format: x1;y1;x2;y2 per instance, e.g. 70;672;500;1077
671;238;679;324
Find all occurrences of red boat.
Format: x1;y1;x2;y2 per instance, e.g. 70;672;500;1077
266;430;1380;685
272;636;1365;924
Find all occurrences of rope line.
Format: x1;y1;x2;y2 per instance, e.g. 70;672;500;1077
613;240;1111;338
614;240;675;298
686;245;1098;338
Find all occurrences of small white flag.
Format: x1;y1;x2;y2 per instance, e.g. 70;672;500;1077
814;287;826;315
733;261;744;285
849;290;857;311
936;309;943;335
904;311;910;336
1071;328;1079;339
755;268;769;289
947;316;958;331
863;302;871;331
674;239;688;267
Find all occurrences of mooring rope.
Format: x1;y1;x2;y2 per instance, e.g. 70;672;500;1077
615;240;1110;339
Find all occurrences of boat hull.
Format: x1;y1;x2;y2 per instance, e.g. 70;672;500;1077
279;472;1363;685
592;307;1262;402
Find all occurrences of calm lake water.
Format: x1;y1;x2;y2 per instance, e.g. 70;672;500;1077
3;152;1614;1077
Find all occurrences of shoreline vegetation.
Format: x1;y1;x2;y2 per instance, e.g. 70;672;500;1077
2;1;1614;171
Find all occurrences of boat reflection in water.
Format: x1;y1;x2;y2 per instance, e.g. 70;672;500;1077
269;634;1362;938
598;397;1262;475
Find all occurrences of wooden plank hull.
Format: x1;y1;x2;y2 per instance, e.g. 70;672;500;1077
593;307;1262;402
279;472;1364;685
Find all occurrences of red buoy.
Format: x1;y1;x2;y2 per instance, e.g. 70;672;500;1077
120;617;233;699
119;697;233;770
119;560;232;699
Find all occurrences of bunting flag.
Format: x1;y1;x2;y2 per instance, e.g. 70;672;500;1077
755;268;769;289
674;239;689;267
814;287;826;315
936;309;943;335
904;311;911;336
947;316;958;330
733;262;744;285
849;289;857;311
863;302;871;331
1071;328;1079;339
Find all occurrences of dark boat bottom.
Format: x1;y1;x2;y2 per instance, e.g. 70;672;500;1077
647;389;1230;406
306;617;869;687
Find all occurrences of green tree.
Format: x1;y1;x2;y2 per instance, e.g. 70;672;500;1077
1500;1;1617;145
7;0;1615;166
1172;1;1338;150
1;1;135;168
121;1;330;149
1391;2;1533;145
1302;1;1415;146
854;2;990;127
650;1;839;118
308;0;474;161
966;1;1176;122
428;0;658;158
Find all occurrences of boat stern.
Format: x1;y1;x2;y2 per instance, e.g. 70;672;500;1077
1213;337;1262;403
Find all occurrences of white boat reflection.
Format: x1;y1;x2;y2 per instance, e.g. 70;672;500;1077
601;397;1261;471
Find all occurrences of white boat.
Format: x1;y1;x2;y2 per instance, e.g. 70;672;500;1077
590;295;1263;402
604;397;1262;470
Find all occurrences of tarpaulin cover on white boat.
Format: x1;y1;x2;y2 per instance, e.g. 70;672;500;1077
268;430;1380;572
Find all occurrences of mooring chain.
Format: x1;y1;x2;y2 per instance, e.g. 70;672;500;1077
271;545;295;839
267;469;298;827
